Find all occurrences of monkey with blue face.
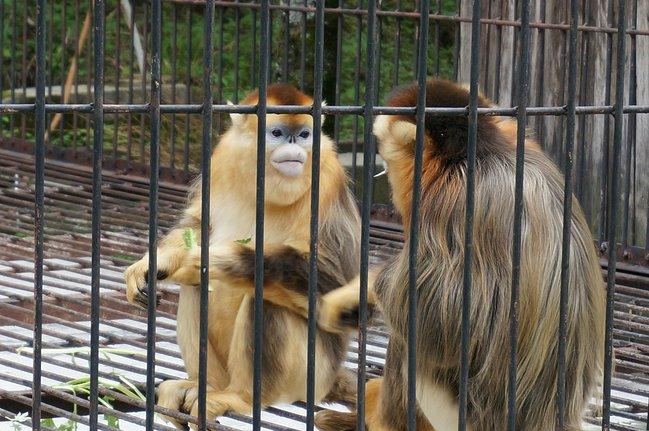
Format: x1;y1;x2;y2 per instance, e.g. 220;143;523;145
124;84;360;428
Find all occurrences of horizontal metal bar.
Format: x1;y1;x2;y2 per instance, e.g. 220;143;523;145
161;1;649;36
1;104;649;115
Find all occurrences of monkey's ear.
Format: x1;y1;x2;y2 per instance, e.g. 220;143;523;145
227;100;245;127
373;115;417;146
320;100;327;127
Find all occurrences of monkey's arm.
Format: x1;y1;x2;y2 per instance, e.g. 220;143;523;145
170;242;352;320
317;270;378;333
124;196;203;308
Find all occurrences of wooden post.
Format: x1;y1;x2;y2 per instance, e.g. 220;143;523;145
458;0;648;246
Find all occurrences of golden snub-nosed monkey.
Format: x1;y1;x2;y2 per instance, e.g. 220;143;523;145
124;84;360;428
315;79;605;431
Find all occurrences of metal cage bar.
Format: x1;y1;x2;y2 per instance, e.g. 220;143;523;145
458;0;482;428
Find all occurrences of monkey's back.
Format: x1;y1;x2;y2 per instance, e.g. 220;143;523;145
377;146;605;430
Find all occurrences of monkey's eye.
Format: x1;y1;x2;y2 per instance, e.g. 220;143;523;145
271;129;283;138
299;130;311;139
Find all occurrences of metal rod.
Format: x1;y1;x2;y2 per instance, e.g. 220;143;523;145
459;0;482;428
252;1;271;429
32;0;47;428
602;0;628;428
556;0;580;426
507;0;531;429
357;0;379;429
305;2;325;428
89;0;105;428
146;0;162;429
406;0;430;428
198;0;215;429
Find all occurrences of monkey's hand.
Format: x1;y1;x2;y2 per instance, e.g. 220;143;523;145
318;279;376;334
124;243;188;308
168;244;235;287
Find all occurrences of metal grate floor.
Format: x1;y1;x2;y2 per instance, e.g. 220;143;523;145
0;148;647;430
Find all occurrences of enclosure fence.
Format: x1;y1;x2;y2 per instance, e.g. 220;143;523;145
0;0;648;430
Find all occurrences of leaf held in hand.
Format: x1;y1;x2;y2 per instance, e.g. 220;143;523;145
183;228;197;249
234;236;252;245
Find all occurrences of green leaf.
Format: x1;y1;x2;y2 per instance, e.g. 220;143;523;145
105;414;120;429
183;228;197;249
41;418;56;427
234;236;252;245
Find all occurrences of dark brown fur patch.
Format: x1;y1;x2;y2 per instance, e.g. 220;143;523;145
385;79;509;162
219;244;348;295
242;83;313;106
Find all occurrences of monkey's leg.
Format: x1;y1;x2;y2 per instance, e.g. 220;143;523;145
320;368;357;408
317;340;435;431
314;378;389;431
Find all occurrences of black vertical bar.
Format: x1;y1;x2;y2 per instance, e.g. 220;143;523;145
21;1;27;138
536;0;547;145
0;0;4;136
146;0;162;429
351;0;362;188
170;4;178;170
392;0;402;87
140;3;148;163
333;0;343;145
621;0;637;249
357;1;378;429
305;2;325;429
459;0;482;429
73;0;80;148
253;1;270;429
299;0;307;91
576;0;591;201
251;8;257;87
507;1;531;430
48;0;53;101
602;0;627;428
127;0;135;161
556;0;579;426
9;0;16;138
434;0;442;77
184;7;192;174
198;0;215;429
59;0;67;139
407;0;430;429
85;0;91;147
281;0;290;83
33;0;46;428
215;7;224;136
113;0;122;160
453;0;461;81
598;0;615;245
89;0;105;429
233;0;241;102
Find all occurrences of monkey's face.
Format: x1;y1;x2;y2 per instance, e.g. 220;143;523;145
266;122;313;178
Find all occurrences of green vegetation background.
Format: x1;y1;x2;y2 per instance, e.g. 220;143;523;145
1;0;457;168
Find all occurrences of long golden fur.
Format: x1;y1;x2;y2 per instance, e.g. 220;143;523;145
316;79;605;431
124;84;360;428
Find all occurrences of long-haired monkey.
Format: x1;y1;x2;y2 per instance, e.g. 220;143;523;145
124;84;360;428
315;79;605;431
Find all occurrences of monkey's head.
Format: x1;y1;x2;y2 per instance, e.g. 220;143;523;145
224;84;330;206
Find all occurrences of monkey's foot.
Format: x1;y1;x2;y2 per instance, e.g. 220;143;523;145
187;390;251;430
157;379;198;430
